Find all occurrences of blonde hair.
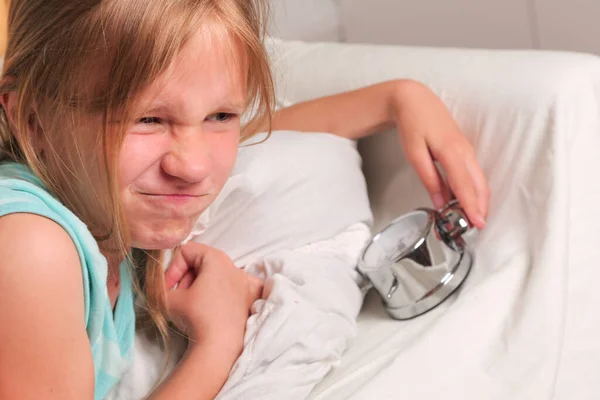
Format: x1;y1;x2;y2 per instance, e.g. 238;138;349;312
0;0;274;359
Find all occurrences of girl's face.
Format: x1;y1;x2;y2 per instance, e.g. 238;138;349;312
119;27;246;250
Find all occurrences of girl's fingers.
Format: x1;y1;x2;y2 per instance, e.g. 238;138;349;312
177;270;195;290
467;159;491;219
164;243;211;290
404;136;451;209
432;160;453;207
435;144;486;228
247;274;264;304
164;250;191;290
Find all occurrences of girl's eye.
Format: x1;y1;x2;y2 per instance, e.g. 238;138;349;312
207;112;236;123
138;117;162;125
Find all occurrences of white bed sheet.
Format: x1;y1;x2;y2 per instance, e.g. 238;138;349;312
269;40;600;399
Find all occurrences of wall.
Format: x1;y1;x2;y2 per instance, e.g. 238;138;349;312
1;2;598;56
271;0;600;55
270;0;343;42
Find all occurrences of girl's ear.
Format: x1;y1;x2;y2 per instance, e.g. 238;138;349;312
1;79;47;156
0;87;17;128
0;76;21;130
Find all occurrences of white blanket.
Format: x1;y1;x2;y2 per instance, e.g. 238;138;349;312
269;40;600;400
111;131;373;399
216;224;370;399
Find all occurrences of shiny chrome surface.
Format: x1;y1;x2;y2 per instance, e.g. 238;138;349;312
358;202;473;320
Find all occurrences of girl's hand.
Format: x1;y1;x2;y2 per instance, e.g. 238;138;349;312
164;242;263;361
393;81;490;228
269;79;489;228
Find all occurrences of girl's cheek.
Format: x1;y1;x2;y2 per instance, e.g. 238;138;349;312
118;134;169;187
213;132;240;175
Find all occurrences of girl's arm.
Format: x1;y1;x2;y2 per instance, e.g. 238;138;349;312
0;214;94;399
0;215;236;400
271;80;490;228
272;80;402;140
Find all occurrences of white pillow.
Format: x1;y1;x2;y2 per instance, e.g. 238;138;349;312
189;130;373;266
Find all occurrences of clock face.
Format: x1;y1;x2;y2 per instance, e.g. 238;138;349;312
361;210;430;271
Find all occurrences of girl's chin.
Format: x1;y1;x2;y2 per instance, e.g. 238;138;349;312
130;223;193;251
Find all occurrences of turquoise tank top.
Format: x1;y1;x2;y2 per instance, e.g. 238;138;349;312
0;161;135;399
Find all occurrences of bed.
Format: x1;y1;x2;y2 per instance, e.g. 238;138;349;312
4;2;600;399
5;13;598;399
268;39;600;400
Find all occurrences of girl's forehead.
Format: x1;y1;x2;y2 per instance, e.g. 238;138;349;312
137;26;248;113
183;22;247;73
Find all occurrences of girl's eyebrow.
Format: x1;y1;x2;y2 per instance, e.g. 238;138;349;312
217;100;246;112
142;104;169;115
140;96;246;116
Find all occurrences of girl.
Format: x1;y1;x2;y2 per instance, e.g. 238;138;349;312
0;1;272;398
0;0;488;399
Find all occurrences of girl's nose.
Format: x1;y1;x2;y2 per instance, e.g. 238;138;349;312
161;128;212;183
